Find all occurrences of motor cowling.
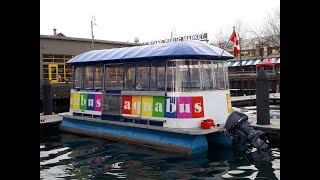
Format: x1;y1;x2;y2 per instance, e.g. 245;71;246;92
225;111;269;149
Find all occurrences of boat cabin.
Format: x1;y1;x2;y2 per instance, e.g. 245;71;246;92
67;40;234;128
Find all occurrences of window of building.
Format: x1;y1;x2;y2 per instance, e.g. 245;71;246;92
42;54;74;83
58;64;65;82
65;64;72;83
43;64;49;79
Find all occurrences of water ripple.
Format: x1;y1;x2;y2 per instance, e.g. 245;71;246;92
40;133;280;179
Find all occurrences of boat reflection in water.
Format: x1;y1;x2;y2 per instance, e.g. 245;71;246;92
40;133;279;179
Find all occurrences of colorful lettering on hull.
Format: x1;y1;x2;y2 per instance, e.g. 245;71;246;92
226;93;232;113
152;96;165;117
70;91;102;115
121;95;204;118
131;96;141;115
192;96;204;118
141;96;153;116
121;95;132;114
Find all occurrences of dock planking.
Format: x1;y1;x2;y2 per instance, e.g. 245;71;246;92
40;114;62;125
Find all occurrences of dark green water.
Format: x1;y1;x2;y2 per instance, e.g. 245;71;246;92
40;133;280;179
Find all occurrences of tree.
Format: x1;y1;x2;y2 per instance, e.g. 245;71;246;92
247;30;272;60
213;28;233;51
234;20;250;71
262;7;280;48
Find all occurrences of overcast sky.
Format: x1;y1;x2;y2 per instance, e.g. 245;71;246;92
40;0;280;43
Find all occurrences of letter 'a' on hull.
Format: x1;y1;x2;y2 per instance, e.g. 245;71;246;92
61;40;239;154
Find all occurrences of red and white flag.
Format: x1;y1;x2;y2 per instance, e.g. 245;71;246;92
230;32;240;54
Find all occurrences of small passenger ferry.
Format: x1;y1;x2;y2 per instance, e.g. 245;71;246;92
60;40;235;154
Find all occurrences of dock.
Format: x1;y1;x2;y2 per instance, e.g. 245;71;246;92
248;115;280;143
248;116;280;133
40;114;62;125
231;93;280;106
40;114;63;135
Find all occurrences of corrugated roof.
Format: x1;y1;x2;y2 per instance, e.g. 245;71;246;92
67;40;234;65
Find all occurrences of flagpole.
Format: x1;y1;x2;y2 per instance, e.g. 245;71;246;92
220;27;235;57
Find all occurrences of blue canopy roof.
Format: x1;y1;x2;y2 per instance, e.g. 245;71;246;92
67;40;234;65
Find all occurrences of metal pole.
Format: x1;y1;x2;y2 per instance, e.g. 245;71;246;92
239;37;242;73
220;27;235;57
256;68;270;125
91;17;94;50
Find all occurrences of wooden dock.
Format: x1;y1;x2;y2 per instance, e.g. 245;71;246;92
231;93;280;106
247;115;280;143
248;116;280;133
40;114;62;125
40;114;63;136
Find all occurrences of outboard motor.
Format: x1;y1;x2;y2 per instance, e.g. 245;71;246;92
225;111;269;149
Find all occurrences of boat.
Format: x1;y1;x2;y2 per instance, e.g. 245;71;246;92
59;40;266;154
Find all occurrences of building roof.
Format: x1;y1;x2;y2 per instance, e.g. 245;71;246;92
40;34;140;46
227;57;280;67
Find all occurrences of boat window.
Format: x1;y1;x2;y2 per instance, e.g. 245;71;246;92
216;62;227;89
188;60;201;91
124;64;136;90
103;94;121;115
74;66;84;89
166;61;176;92
136;63;150;90
105;64;124;90
166;59;229;92
94;66;103;89
175;60;191;92
83;66;94;89
223;62;230;89
201;61;214;90
212;63;218;89
150;62;165;91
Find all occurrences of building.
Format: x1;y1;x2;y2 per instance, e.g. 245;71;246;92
212;37;280;96
40;31;139;102
227;37;280;73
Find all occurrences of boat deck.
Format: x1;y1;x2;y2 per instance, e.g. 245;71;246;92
60;113;224;135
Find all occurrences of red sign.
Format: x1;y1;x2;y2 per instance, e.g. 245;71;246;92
121;96;132;114
192;96;204;118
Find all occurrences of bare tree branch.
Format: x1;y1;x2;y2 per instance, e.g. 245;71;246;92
262;7;280;47
213;28;233;51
